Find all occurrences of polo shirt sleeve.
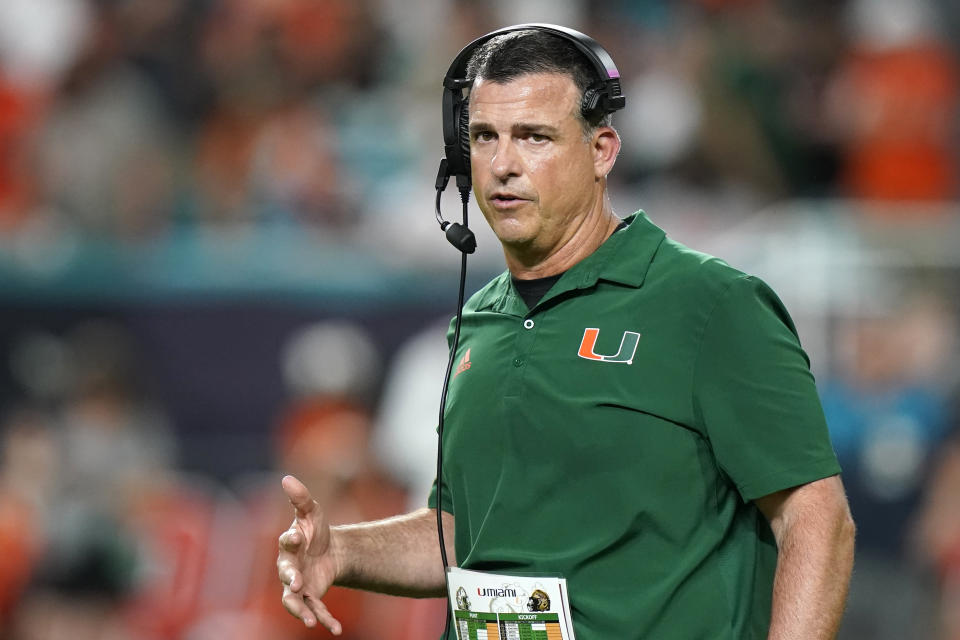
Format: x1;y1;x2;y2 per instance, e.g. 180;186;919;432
692;274;841;501
427;476;454;514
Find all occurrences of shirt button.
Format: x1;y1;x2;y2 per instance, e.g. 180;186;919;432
513;358;523;367
523;319;535;329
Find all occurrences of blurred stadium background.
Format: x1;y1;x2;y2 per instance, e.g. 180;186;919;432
0;0;957;638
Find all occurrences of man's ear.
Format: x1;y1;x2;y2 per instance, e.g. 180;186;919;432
592;126;621;179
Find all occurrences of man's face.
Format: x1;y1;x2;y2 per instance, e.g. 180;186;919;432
469;72;603;258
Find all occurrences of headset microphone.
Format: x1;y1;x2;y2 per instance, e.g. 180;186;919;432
435;158;477;254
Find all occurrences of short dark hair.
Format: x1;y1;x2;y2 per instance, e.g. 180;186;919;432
465;29;613;133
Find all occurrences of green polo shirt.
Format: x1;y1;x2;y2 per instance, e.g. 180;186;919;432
429;212;840;639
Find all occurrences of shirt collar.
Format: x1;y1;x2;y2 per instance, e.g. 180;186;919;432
477;211;665;315
564;211;664;290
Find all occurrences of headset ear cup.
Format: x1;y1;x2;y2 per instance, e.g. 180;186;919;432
458;97;471;178
580;86;603;125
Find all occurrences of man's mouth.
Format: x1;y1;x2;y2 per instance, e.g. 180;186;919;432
490;193;528;209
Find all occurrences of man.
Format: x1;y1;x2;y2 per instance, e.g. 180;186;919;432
278;28;855;639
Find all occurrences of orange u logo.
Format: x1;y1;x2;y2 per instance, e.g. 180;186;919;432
577;328;641;364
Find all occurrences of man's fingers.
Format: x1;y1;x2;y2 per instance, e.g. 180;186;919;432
278;527;302;552
282;586;316;627
277;557;302;592
278;475;338;633
281;587;342;635
305;595;343;636
282;475;316;517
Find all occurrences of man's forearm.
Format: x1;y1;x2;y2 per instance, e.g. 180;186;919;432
766;486;856;640
330;507;455;598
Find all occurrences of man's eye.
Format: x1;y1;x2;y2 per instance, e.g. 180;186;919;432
528;133;549;143
474;131;495;142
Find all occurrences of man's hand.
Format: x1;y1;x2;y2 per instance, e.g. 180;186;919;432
277;475;343;635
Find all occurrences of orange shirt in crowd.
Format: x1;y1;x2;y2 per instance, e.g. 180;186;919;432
837;42;959;204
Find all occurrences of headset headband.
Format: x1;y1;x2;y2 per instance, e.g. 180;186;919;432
443;23;623;89
439;23;626;191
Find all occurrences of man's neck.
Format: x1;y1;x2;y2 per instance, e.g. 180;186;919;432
506;199;620;280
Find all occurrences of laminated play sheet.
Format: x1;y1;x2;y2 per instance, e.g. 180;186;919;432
446;567;576;640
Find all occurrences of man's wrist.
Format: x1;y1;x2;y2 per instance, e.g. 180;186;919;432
328;525;349;587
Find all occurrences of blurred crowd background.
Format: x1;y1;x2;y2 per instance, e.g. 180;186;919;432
0;0;958;638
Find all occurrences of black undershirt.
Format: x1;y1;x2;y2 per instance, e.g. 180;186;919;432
512;220;628;309
512;272;563;310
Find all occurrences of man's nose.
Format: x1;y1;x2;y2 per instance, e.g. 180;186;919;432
491;138;522;180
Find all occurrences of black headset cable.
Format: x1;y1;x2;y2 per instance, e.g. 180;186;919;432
435;180;473;638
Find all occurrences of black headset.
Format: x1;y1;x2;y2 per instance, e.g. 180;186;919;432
432;26;627;632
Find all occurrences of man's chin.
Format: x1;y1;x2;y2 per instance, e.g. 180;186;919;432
486;214;525;237
492;229;538;252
